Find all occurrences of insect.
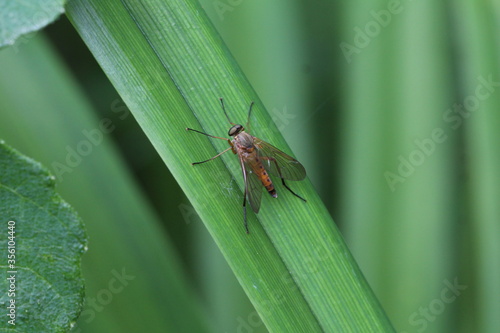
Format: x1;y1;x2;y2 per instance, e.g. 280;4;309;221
186;98;306;233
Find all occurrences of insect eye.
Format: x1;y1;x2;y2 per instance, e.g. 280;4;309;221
228;125;242;136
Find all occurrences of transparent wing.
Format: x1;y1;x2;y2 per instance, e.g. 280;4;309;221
239;155;263;214
254;138;306;181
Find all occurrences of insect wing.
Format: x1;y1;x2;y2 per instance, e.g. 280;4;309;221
254;138;306;181
239;155;263;214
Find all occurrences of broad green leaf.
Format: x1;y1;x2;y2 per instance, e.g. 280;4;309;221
0;35;213;332
0;141;87;332
0;0;65;48
67;1;394;331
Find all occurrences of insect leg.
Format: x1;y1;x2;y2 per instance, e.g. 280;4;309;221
263;157;307;202
191;147;232;165
243;192;249;234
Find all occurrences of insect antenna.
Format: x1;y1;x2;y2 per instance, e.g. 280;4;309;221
219;98;235;125
245;101;254;132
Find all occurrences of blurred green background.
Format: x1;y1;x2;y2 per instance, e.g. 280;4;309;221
1;0;499;332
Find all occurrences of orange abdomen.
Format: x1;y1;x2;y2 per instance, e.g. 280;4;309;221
252;157;277;198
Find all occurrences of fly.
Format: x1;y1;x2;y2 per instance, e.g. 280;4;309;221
186;98;306;233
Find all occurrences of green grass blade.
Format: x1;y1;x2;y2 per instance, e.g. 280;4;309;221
454;1;500;332
196;4;313;332
341;2;457;332
66;0;394;331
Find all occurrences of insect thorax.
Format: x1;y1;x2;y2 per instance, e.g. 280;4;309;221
234;132;254;149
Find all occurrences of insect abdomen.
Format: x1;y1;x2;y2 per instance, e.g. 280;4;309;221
254;157;277;198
